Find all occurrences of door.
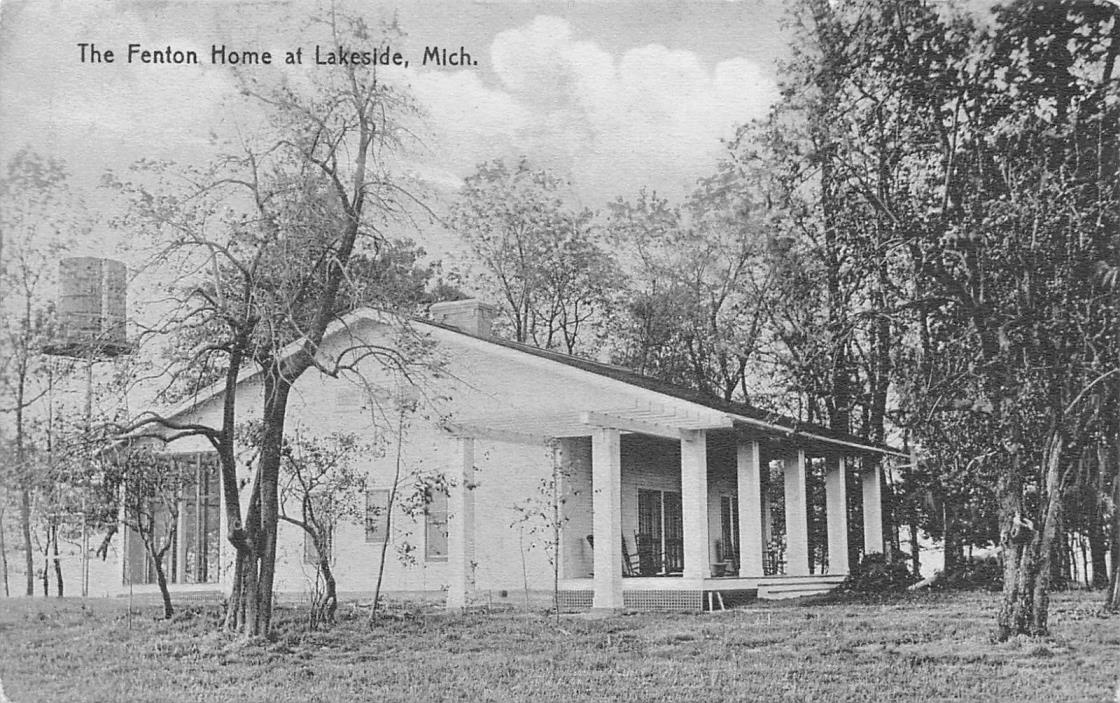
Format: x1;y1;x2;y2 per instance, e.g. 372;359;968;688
719;494;740;573
636;489;683;575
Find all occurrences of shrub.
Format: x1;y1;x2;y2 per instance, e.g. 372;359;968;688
938;556;1003;591
836;552;919;595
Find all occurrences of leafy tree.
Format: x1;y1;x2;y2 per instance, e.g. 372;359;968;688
113;12;435;637
605;183;772;403
0;149;81;597
452;158;620;354
99;446;193;619
251;423;370;627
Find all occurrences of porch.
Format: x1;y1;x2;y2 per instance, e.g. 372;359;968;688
445;401;901;612
556;573;849;611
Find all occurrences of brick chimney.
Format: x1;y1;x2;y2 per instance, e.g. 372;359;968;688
429;299;497;337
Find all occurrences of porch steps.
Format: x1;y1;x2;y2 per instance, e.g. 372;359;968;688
756;574;846;600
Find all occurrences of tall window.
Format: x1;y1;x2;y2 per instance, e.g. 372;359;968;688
719;494;740;567
636;489;683;575
126;453;221;586
182;455;221;584
304;527;332;566
425;488;448;562
365;489;390;543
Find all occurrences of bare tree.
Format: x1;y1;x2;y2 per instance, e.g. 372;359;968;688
111;11;433;637
247;423;370;627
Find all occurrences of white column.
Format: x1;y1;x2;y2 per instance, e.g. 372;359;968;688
736;441;765;577
862;460;884;555
680;429;710;580
446;437;476;609
591;428;623;610
783;449;809;576
825;456;849;574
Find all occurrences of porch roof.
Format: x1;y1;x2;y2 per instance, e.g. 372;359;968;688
433;323;905;458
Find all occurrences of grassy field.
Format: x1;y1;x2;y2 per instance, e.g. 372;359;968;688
0;590;1117;702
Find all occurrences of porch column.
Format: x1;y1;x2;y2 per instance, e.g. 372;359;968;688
736;441;765;577
446;437;476;609
862;460;884;555
591;427;623;610
825;456;849;574
783;449;809;576
680;429;709;580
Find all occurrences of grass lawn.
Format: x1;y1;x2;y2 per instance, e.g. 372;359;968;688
0;590;1117;702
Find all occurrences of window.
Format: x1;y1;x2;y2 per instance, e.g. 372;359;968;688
719;494;740;567
365;489;390;543
334;386;363;412
125;453;221;587
635;489;683;575
425;488;448;562
303;527;332;566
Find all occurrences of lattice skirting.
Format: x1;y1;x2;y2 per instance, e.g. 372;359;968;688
557;589;703;612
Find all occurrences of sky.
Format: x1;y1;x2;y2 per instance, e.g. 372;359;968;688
0;0;789;261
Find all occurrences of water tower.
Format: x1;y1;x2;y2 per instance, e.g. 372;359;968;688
44;257;133;358
43;256;134;597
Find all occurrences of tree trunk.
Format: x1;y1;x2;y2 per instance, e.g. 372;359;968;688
51;525;63;598
909;521;920;575
224;374;292;638
1088;524;1109;589
317;550;338;624
943;503;963;575
996;432;1064;640
253;378;292;636
0;505;9;597
1106;446;1120;610
149;546;174;619
20;490;33;598
1049;529;1069;591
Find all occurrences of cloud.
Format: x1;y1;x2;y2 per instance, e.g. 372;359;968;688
410;15;778;205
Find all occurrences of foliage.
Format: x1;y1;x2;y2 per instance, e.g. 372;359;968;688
605;183;773;402
109;11;440;637
241;421;372;628
836;552;918;596
938;557;1004;593
452;158;621;354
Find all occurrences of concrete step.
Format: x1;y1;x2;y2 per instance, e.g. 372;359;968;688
756;575;846;600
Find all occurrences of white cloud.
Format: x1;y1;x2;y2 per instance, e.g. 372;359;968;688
410;15;778;205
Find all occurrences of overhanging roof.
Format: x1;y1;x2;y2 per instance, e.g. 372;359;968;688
429;321;905;458
148;308;905;458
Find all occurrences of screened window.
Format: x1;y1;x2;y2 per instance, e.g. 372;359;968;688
365;489;390;543
719;494;740;567
303;526;332;566
425;488;448;562
635;489;683;575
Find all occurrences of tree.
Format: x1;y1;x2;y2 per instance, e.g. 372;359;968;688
101;446;193;619
722;0;1118;637
452;158;620;354
510;441;571;620
262;424;369;627
0;149;80;597
112;11;434;637
605;182;773;403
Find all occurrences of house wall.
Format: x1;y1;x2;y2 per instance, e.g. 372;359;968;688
559;437;594;579
142;319;573;600
130;317;787;600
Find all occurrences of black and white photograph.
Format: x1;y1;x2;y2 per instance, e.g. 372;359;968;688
0;0;1118;700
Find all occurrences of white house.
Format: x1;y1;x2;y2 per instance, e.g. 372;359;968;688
119;300;905;611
